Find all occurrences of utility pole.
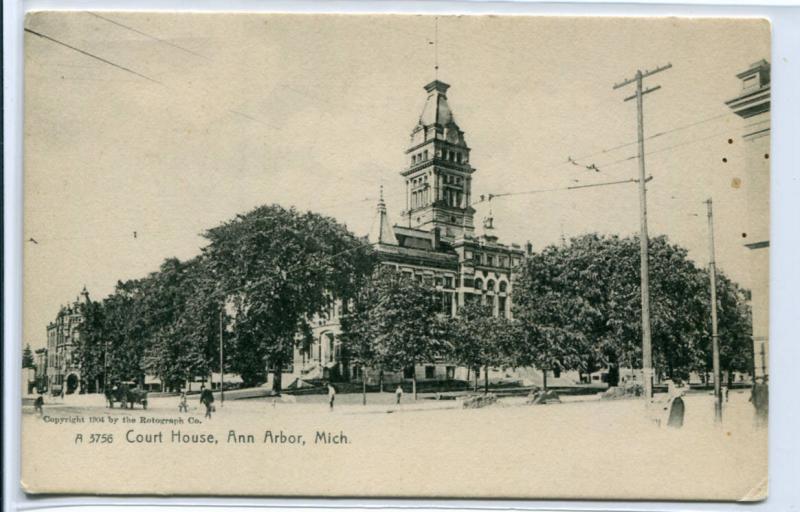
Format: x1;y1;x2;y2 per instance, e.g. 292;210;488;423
706;198;722;423
219;308;224;407
613;62;671;401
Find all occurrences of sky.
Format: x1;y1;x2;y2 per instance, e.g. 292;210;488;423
23;13;770;349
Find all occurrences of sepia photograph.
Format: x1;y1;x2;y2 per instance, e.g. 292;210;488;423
20;12;769;499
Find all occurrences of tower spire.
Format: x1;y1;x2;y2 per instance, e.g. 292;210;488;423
370;186;396;245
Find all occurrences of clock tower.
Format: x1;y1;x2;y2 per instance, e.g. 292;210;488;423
401;80;475;239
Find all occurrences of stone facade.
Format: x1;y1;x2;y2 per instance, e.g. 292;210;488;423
725;59;770;382
45;287;90;395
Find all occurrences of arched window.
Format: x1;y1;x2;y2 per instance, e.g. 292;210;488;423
487;280;495;292
474;278;483;291
499;281;508;293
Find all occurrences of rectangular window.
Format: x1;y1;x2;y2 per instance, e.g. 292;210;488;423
498;296;507;318
425;366;435;379
403;367;415;379
444;276;453;289
442;292;453;315
487;256;494;267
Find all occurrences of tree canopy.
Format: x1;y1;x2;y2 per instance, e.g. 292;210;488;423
512;233;752;384
22;344;36;369
200;204;375;390
340;267;448;398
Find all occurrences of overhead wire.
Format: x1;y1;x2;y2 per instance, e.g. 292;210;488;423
87;12;209;60
24;27;163;85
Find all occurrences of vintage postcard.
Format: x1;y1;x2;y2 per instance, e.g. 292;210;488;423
21;12;770;499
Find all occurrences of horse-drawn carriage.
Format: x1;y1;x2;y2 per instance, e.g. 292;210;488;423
105;381;148;409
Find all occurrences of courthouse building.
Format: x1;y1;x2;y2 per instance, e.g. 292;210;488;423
725;59;770;382
288;80;528;386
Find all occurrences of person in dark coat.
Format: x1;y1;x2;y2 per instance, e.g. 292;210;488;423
34;395;44;415
200;385;214;419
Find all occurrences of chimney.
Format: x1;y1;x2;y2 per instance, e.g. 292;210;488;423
525;241;533;256
432;227;441;250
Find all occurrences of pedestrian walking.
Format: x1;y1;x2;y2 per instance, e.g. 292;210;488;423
200;385;214;419
327;383;336;411
34;395;44;415
395;384;403;405
178;391;188;413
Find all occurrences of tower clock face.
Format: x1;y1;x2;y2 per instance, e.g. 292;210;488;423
446;130;458;143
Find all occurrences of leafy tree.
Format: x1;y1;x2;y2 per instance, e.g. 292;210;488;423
340;279;381;404
704;273;753;384
22;344;36;369
201;205;375;391
513;233;752;387
448;301;513;393
75;299;108;391
101;279;149;385
341;267;447;400
139;258;223;392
